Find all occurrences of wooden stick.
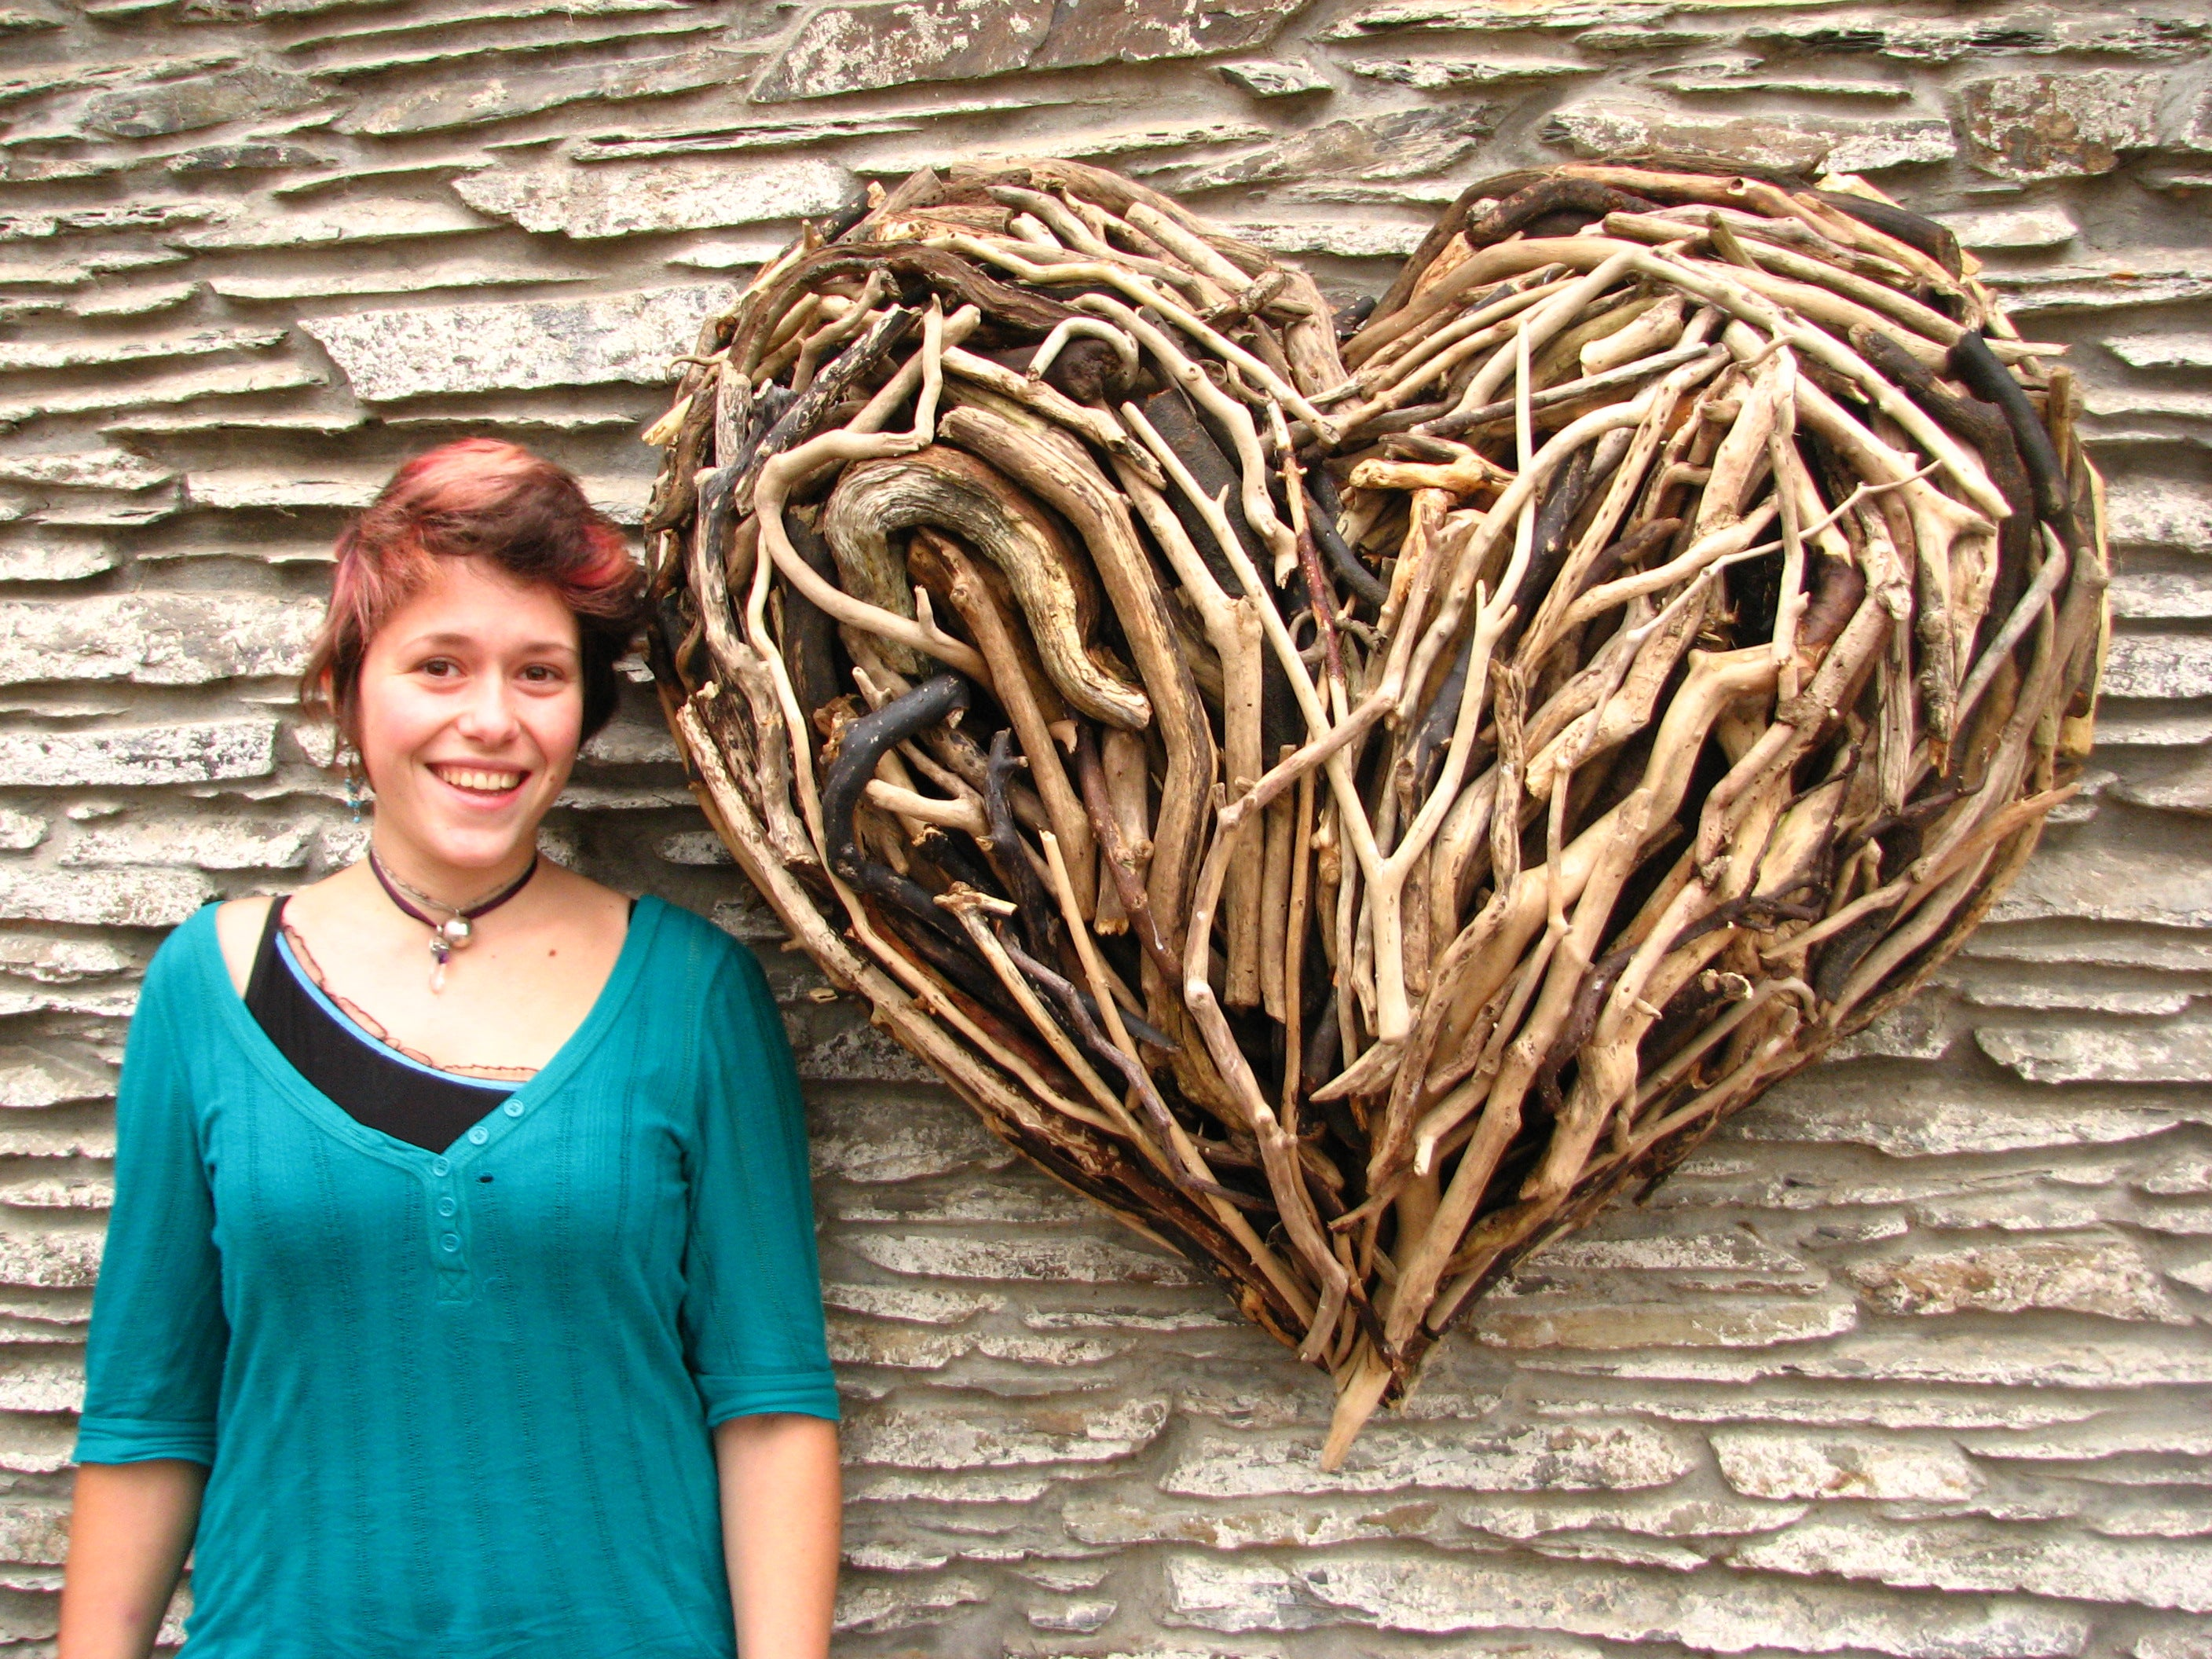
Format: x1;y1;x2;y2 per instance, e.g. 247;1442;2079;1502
906;529;1097;914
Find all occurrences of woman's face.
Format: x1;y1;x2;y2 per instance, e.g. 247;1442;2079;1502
353;557;584;876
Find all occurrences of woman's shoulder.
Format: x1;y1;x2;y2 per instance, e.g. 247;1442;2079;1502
624;898;791;1085
634;894;763;987
154;899;225;965
135;902;229;1024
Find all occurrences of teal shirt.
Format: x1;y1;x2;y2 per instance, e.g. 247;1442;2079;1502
77;895;838;1657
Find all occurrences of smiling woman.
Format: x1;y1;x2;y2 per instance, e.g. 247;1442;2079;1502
58;441;843;1659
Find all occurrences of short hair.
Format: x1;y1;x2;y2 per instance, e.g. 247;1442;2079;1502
301;439;646;748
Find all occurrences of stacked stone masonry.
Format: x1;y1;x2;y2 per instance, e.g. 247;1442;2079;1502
0;0;2207;1652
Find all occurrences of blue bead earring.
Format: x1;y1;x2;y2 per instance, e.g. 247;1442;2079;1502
342;748;365;823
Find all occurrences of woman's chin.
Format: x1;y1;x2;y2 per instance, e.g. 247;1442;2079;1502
386;811;543;873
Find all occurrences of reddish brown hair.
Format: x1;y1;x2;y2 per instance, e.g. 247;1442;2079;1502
302;439;646;747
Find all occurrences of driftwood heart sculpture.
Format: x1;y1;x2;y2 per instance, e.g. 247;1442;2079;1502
641;160;2106;1462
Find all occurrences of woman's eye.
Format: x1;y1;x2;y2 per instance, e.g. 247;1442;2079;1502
520;663;567;685
420;658;460;678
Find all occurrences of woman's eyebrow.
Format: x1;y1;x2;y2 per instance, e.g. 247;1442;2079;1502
406;630;580;656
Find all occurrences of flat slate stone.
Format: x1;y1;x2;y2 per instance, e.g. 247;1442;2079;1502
1747;10;2207;61
571;114;926;164
844;1230;1199;1286
2;201;229;240
1545;104;1954;173
1349;56;1590;88
2106;334;2212;371
0;868;214;929
1163;1420;1689;1497
1981;264;2212;315
840;1395;1169;1469
1712;1428;1983;1502
456;157;851;239
1227;218;1426;258
2100;632;2212;701
0;594;322;687
0;359;326;427
59;817;314;870
0;541;119;582
301;283;732;401
832;1577;987;1637
1977;1018;2212;1088
338;43;760;137
0;327;284;376
168;199;490;251
211;263;598;302
1326;0;1719;38
1734;1518;2212;1614
1929;205;2078;249
0;719;277;787
1164;1549;2089;1654
184;471;379;511
1177;105;1503;191
78;64;324;139
1961;71;2165;180
1217;57;1329;97
164;141;332;174
753;0;1303;101
70;282;198;320
1643;60;1911;100
1845;1233;2188;1322
0;451;174;492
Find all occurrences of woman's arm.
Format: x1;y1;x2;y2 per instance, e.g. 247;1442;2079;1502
58;1460;205;1659
714;1414;840;1657
68;925;226;1658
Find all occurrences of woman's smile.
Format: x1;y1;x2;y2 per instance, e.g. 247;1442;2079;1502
428;762;529;800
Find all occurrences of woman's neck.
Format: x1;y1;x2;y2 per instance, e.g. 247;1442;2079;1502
366;830;539;914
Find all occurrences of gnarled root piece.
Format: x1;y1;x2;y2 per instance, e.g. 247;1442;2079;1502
825;446;1151;729
648;160;2100;1467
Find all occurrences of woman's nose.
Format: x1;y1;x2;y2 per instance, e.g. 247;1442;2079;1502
453;674;522;741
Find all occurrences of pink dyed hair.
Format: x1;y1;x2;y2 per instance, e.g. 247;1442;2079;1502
300;438;646;746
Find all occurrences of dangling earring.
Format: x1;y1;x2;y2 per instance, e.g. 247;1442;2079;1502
342;747;366;823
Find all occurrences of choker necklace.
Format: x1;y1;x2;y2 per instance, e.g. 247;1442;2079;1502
367;844;539;991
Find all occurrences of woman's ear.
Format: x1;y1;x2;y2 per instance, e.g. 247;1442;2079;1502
322;672;362;769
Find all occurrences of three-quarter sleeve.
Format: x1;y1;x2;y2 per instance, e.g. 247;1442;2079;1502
76;932;229;1465
678;941;838;1425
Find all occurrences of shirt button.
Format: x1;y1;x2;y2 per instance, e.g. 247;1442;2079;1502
504;1101;524;1118
467;1126;489;1145
430;1158;450;1177
440;1233;462;1253
437;1197;456;1218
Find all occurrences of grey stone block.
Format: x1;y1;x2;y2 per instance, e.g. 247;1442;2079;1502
1961;71;2165;179
0;720;278;787
754;0;1302;101
455;158;851;240
301;284;731;401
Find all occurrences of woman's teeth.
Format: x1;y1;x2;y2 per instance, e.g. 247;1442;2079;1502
437;766;523;793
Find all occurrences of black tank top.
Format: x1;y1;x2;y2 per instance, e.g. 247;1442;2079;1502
244;895;514;1154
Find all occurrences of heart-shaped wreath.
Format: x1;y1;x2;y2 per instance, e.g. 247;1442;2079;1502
641;160;2105;1463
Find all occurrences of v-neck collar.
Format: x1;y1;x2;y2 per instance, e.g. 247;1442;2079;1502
190;894;665;1174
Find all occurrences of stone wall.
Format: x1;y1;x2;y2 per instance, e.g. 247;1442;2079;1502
0;0;2208;1653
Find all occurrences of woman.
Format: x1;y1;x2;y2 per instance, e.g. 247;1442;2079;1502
60;440;841;1658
